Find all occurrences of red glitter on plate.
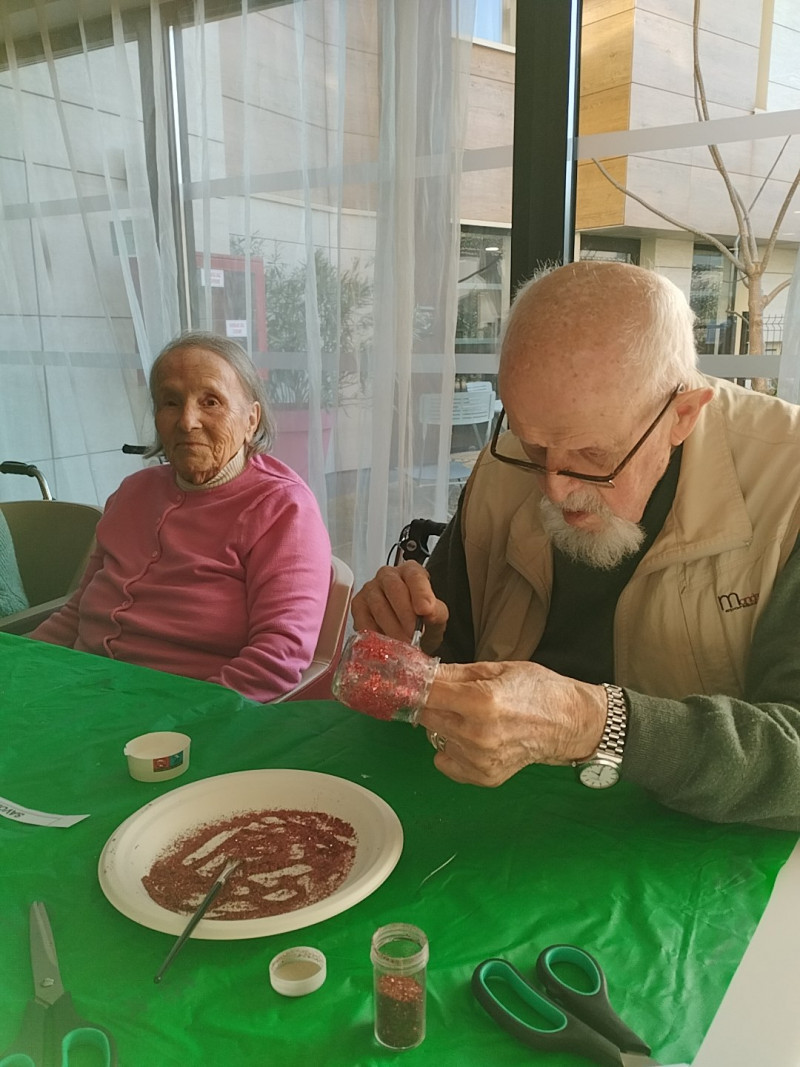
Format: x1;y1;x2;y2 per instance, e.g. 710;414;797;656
332;631;438;723
142;808;357;920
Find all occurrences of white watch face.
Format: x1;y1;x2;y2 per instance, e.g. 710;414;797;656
578;761;620;789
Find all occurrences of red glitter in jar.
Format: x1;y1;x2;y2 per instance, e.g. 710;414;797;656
332;631;438;723
375;974;425;1048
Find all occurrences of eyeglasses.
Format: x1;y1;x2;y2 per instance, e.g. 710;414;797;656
489;384;683;488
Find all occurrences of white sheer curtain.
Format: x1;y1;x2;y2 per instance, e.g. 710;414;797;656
0;2;180;505
0;0;476;588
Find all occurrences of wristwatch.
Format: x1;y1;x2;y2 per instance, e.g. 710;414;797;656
575;683;628;789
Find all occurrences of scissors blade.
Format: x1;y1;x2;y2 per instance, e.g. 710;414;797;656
29;900;65;1005
621;1053;661;1066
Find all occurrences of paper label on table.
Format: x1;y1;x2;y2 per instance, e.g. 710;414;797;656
0;795;90;827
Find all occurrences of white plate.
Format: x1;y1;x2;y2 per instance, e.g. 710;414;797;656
98;769;403;940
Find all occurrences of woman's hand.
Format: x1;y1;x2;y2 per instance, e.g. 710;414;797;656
350;560;449;653
417;660;608;786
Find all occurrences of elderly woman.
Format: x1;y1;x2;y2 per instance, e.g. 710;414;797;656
31;331;332;703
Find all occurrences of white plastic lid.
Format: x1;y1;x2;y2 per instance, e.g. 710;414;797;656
269;946;326;997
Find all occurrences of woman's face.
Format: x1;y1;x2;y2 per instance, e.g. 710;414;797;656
153;346;260;485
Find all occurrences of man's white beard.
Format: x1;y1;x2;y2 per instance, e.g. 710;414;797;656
539;489;645;570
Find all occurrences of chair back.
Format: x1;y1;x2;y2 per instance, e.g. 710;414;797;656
417;390;497;483
0;500;103;635
278;554;355;702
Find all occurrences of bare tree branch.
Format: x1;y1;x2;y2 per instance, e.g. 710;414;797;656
692;0;711;123
760;166;800;269
693;0;753;263
589;157;744;267
749;137;791;214
765;278;791;304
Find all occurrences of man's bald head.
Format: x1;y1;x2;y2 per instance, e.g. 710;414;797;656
498;261;698;405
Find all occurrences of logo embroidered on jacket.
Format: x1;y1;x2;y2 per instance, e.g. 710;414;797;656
717;591;760;613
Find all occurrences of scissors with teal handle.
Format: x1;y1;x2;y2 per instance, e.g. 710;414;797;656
0;901;116;1067
472;943;661;1066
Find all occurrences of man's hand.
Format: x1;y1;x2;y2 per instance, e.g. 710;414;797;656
417;661;608;787
350;560;449;653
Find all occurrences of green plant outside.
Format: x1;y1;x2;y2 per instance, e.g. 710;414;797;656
231;236;373;409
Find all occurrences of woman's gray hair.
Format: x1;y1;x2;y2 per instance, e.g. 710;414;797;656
147;330;275;458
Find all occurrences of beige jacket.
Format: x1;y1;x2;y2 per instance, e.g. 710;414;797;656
462;375;800;700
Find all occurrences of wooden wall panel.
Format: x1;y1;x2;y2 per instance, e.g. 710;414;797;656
582;0;636;25
580;7;635;96
460;43;515;223
576;157;628;229
577;0;635;228
579;82;631;137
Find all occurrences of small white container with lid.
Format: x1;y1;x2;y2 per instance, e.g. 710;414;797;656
123;731;191;782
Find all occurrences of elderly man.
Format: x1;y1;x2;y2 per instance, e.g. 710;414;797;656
352;261;800;831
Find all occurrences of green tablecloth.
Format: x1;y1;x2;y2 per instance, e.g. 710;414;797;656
0;632;795;1066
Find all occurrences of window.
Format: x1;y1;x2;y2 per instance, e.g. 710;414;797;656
473;0;515;47
456;226;510;366
691;246;736;356
578;235;640;264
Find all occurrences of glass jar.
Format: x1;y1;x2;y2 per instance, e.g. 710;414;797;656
371;922;429;1049
332;631;439;724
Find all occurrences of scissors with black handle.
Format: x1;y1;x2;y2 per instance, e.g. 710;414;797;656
472;943;660;1066
0;901;116;1067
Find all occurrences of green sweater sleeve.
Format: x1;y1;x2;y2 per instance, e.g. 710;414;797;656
622;537;800;831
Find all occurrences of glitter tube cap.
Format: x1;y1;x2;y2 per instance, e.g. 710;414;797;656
269;946;327;997
332;631;439;724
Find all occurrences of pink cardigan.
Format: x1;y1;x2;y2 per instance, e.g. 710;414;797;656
31;455;332;703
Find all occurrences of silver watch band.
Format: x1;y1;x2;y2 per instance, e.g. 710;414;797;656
573;683;628;789
598;682;627;760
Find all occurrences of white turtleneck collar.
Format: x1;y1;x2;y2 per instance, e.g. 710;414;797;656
174;446;249;491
